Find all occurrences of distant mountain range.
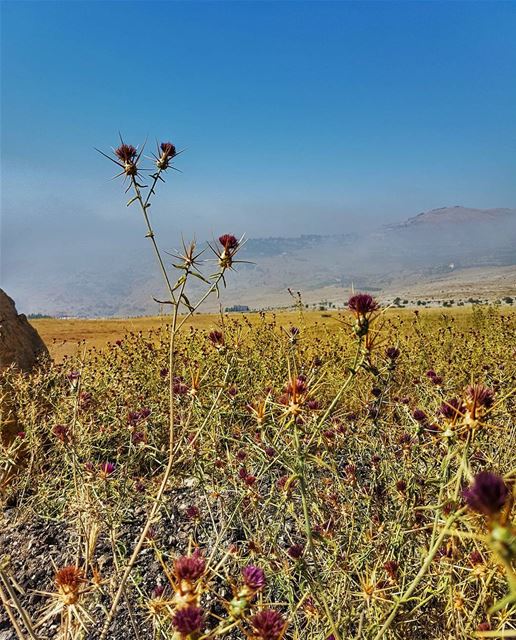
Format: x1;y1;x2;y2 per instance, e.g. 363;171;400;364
5;206;516;316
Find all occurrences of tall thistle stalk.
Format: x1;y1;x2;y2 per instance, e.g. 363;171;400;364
97;139;243;638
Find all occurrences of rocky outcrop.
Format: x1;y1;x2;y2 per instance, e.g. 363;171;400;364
1;289;49;447
0;289;48;373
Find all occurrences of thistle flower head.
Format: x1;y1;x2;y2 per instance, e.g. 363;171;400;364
219;234;239;250
250;609;286;640
99;461;116;477
241;565;266;593
385;347;400;360
208;330;225;348
287;543;304;559
115;144;137;163
216;234;240;269
156;141;177;169
172;605;204;637
463;472;509;517
465;383;495;420
348;293;380;338
412;409;427;423
160;141;176;158
55;566;85;605
173;376;189;395
53;423;70;443
111;142;139;176
439;398;465;422
152;584;165;598
279;375;311;417
348;293;380;317
285;376;308;396
174;551;206;583
383;560;399;580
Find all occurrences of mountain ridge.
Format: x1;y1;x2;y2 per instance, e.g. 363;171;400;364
4;206;516;317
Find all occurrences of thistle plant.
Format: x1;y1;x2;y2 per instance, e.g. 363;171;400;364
96;136;244;639
462;472;516;608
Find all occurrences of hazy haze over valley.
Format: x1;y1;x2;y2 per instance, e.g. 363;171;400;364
4;206;515;317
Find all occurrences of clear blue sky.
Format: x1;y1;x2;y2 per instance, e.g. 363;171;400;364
1;0;516;250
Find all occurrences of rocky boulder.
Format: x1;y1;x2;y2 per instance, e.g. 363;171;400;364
0;289;48;373
1;289;49;447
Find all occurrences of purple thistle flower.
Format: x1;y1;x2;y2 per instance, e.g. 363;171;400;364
218;234;239;250
348;293;380;316
285;376;308;396
412;409;427;423
463;472;509;516
186;505;200;521
52;424;70;443
250;609;286;640
160;141;176;159
115;144;137;163
208;330;225;347
383;560;399;580
396;480;407;493
439;398;465;421
174;551;206;582
173;376;189;395
128;410;141;426
241;565;266;593
244;474;257;486
465;383;495;416
131;431;144;444
172;605;204;636
385;347;400;360
287;544;304;559
99;461;116;477
79;391;92;409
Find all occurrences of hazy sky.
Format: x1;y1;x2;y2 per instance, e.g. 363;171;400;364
2;0;516;278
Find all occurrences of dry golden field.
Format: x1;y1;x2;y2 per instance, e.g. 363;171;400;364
31;306;496;361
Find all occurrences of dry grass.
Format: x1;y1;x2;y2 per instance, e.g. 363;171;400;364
1;304;513;639
32;306;489;361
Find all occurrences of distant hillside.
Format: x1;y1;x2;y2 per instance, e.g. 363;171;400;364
5;206;516;316
391;206;515;228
